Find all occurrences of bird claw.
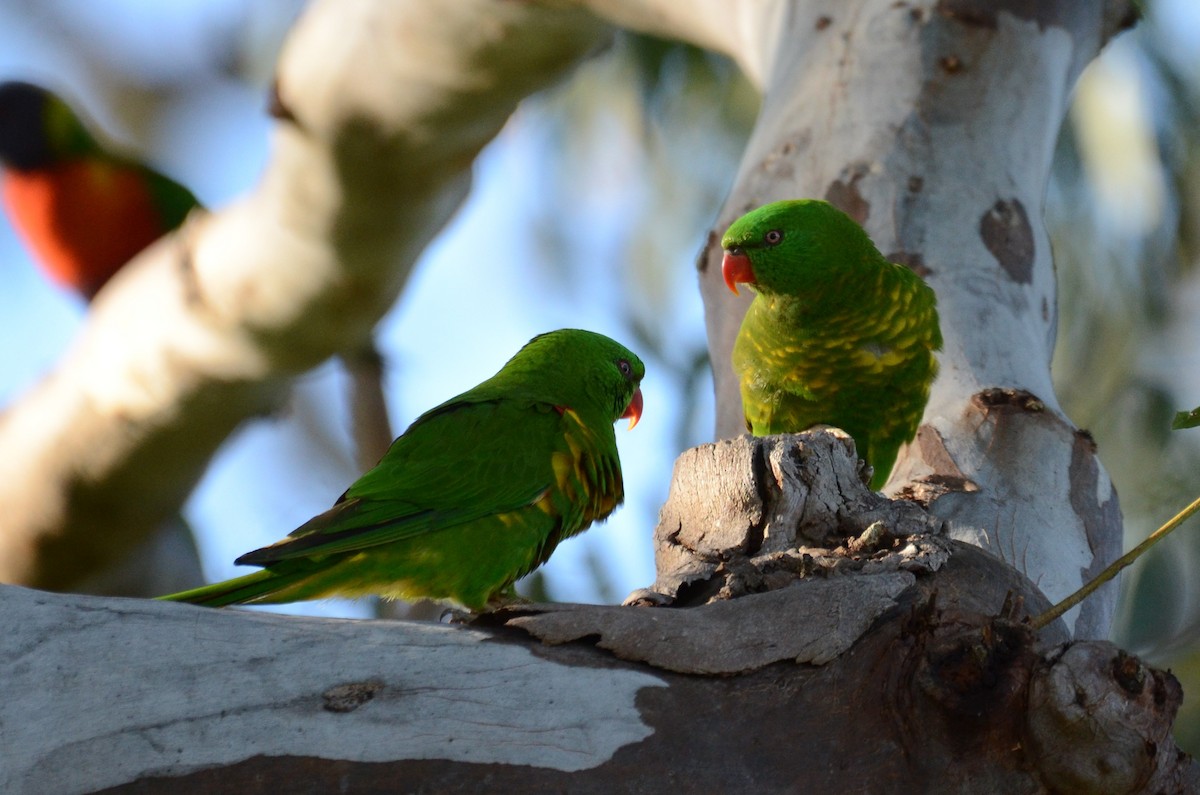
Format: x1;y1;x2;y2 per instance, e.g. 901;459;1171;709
485;587;533;612
622;588;675;607
439;606;474;624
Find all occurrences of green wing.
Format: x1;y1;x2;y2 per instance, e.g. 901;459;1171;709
236;397;564;565
139;162;199;228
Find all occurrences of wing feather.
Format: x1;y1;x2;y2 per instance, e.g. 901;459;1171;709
237;398;564;565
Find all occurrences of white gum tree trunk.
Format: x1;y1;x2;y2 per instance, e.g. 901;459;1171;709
695;0;1130;638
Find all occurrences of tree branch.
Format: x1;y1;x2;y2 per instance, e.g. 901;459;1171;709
571;0;784;87
5;431;1192;793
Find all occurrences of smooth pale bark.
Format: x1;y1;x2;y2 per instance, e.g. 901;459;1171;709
0;0;611;590
572;0;786;86
4;433;1193;793
684;0;1132;639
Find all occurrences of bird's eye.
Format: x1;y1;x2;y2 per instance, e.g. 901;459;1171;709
764;229;783;245
617;359;632;378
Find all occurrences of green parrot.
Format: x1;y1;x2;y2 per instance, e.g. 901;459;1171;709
721;199;941;490
159;329;645;611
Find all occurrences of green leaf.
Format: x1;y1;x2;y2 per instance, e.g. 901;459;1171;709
1172;407;1200;430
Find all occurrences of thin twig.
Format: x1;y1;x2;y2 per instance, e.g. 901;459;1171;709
1030;494;1200;631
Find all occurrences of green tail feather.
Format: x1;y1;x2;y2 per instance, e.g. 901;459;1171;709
157;568;300;607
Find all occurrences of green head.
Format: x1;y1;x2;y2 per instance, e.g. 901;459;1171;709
0;81;97;171
720;199;881;297
495;329;645;428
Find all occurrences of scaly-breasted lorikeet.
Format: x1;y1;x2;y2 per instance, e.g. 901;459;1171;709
721;199;941;490
160;329;645;611
0;81;198;299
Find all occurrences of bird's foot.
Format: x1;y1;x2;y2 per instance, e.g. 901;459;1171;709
622;588;675;607
485;587;533;612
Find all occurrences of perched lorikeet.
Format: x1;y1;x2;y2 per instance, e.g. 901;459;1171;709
0;81;198;299
160;329;645;611
721;199;941;490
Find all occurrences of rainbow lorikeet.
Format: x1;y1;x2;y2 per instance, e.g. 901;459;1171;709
160;329;645;611
721;199;941;490
0;81;197;299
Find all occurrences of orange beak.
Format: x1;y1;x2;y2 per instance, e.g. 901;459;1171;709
722;250;754;295
620;387;643;431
